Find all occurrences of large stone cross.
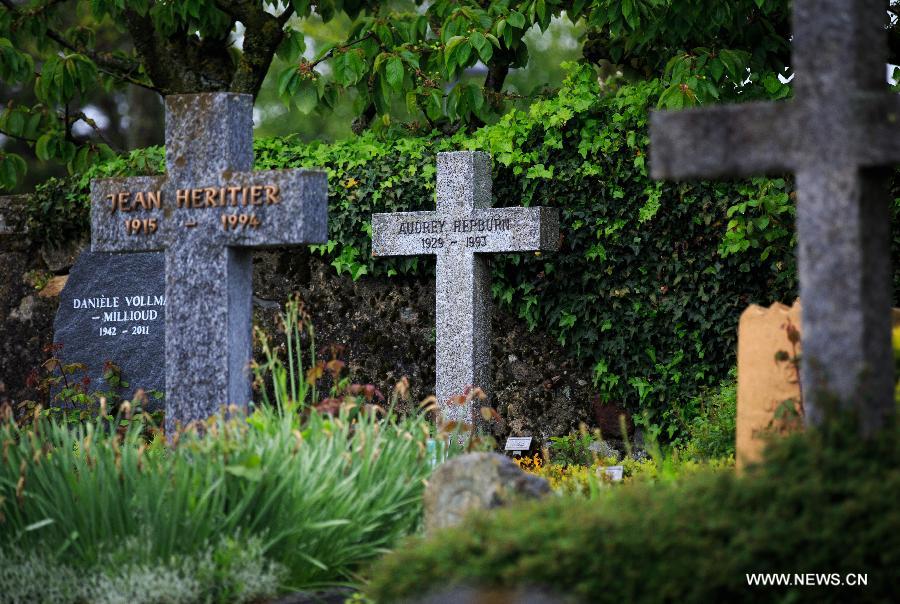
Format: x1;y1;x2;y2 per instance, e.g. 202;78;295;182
650;0;897;433
371;151;558;425
90;93;327;433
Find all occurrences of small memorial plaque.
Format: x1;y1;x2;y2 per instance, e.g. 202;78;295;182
504;436;533;454
53;251;165;407
597;465;624;482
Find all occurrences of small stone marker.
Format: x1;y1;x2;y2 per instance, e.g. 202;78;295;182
372;151;559;424
54;251;165;407
651;1;896;434
596;465;623;482
90;93;327;433
504;436;533;456
736;301;803;470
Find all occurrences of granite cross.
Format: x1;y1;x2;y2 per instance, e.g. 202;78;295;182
90;93;327;434
650;0;897;434
371;151;559;425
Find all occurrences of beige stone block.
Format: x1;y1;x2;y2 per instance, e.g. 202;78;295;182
736;300;803;471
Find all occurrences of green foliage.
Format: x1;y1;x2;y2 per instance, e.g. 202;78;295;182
1;0;797;191
1;303;442;595
367;414;900;602
548;432;595;466
680;377;737;459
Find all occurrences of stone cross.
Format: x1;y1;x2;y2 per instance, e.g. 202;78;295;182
371;151;558;425
650;0;896;434
90;93;327;433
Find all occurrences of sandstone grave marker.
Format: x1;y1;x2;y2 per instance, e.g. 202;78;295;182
53;251;165;407
90;93;328;433
651;0;897;433
736;300;803;470
371;151;559;425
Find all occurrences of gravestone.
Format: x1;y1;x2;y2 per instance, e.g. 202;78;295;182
736;301;803;470
371;151;559;425
650;0;896;434
90;93;328;433
53;251;165;407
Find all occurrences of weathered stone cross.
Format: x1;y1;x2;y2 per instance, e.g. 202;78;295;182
90;93;327;434
650;0;896;433
371;151;559;425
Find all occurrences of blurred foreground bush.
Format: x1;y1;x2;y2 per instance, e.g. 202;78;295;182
367;413;899;603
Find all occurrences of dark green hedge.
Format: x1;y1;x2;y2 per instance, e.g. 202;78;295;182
366;416;900;603
32;64;894;439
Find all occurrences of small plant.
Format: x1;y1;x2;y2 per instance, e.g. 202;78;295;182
548;427;596;467
681;377;737;460
18;343;163;429
770;317;804;432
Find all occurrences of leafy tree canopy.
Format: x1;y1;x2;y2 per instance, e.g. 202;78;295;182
7;0;898;192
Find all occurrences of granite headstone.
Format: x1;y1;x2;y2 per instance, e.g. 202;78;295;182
650;0;897;434
53;251;165;408
371;151;559;426
90;93;328;433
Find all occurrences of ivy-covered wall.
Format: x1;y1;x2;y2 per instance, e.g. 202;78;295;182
30;64;895;439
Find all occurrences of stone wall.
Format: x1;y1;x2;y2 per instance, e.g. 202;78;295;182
254;251;595;443
0;196;60;406
0;195;596;441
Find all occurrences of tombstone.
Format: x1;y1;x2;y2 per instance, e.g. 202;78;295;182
736;300;803;470
90;93;328;434
650;0;896;434
371;151;559;425
736;300;900;469
53;251;165;408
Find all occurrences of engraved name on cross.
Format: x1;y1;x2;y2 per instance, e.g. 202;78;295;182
650;0;899;434
371;151;559;424
90;93;328;434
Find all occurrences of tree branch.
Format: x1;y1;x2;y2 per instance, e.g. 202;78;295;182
0;128;38;144
278;6;296;27
0;0;162;94
309;32;375;70
71;111;123;152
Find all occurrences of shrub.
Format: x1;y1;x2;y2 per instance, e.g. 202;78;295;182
680;376;737;459
0;538;283;604
366;414;899;603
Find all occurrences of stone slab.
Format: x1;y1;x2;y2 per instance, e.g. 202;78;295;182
53;250;165;407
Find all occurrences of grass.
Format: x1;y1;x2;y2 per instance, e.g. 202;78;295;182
0;298;451;602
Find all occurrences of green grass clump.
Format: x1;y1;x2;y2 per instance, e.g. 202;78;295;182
0;299;446;602
366;414;899;603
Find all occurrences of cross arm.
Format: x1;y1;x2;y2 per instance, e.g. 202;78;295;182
213;169;328;247
471;207;559;253
650;101;797;180
856;92;900;167
91;175;168;252
371;211;442;256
